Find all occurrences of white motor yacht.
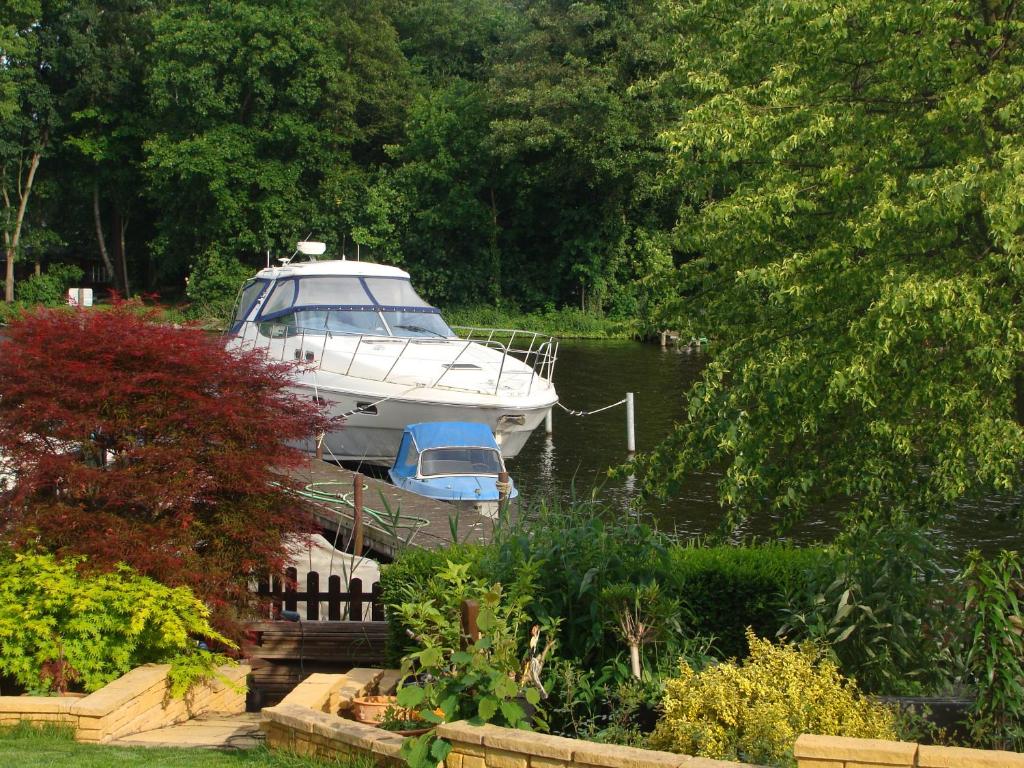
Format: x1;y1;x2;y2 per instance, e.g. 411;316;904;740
226;243;559;464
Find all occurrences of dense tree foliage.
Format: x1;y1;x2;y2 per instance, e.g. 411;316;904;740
0;305;328;632
0;0;679;314
633;0;1024;530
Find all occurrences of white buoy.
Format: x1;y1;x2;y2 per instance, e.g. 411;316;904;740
626;392;636;453
545;408;553;434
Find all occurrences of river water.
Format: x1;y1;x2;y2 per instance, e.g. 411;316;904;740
509;340;1023;554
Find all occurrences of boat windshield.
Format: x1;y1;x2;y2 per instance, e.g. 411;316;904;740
419;447;503;477
255;275;455;337
384;312;454;338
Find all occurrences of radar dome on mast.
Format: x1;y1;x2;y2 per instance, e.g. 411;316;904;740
296;241;326;258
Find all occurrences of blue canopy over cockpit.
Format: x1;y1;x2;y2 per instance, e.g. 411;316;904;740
391;422;504;481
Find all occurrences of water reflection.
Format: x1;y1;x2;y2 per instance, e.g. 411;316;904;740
509;340;1022;554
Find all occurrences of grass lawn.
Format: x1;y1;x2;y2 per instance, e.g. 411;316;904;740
0;723;363;768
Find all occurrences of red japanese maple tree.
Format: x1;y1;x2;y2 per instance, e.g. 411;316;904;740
0;305;330;632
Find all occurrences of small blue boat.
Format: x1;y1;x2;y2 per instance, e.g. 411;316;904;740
388;422;518;516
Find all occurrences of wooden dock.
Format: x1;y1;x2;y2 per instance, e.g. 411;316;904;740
285;458;499;557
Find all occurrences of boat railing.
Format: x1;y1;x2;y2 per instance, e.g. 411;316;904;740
231;320;558;397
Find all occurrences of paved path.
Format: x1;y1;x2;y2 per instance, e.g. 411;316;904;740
112;712;264;750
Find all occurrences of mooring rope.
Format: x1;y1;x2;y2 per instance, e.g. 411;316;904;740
555;397;627;417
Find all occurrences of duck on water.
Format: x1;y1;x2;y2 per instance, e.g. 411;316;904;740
226;242;559;465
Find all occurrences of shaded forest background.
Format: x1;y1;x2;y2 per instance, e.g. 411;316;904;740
1;0;679;320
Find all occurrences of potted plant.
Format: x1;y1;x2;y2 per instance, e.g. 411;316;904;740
351;694;400;725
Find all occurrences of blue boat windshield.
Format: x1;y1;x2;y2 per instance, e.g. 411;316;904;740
420;447;503;477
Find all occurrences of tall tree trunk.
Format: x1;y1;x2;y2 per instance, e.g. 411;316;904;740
3;151;43;303
112;207;129;296
92;182;117;288
489;187;501;303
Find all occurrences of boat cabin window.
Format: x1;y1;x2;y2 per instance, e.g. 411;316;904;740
419;447;503;477
255;275;452;337
363;277;431;308
295;277;373;306
234;279;269;325
383;311;454;338
395;436;418;474
261;281;297;317
258;310;388;337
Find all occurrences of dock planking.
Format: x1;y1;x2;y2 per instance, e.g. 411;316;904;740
284;457;501;557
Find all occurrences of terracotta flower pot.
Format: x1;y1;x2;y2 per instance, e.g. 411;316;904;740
351;695;399;725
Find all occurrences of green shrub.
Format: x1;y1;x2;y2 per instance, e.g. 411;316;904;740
443;304;637;339
667;542;832;659
778;521;954;695
649;631;897;766
0;553;234;696
14;263;84;306
486;500;831;666
484;499;676;671
186;249;253;323
379;544;486;665
961;549;1024;751
395;567;552;768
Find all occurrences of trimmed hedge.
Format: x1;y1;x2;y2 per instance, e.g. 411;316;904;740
381;531;832;667
378;543;486;665
667;543;831;658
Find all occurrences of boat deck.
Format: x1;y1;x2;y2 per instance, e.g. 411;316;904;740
285;458;501;556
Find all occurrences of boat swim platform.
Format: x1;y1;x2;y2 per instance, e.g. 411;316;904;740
285;458;501;557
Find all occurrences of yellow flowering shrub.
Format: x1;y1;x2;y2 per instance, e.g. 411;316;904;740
649;630;896;766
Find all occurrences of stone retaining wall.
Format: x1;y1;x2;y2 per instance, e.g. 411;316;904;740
795;734;1024;768
261;671;746;768
0;663;248;743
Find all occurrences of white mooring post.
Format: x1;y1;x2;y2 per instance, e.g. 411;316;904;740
545;408;553;434
626;392;636;453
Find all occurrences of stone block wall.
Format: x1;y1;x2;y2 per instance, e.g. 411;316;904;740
0;662;248;743
438;721;744;768
795;734;1024;768
261;671;748;768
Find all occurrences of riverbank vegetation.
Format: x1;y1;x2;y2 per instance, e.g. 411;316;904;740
382;501;1024;762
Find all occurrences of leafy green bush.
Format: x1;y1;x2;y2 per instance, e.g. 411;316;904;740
486;500;831;666
0;553;234;696
484;499;675;671
444;304;637;339
667;542;833;659
186;249;253;322
779;521;954;695
649;631;897;766
961;549;1024;751
15;263;84;306
395;565;552;768
379;544;486;664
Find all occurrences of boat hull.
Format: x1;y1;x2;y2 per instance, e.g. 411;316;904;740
296;381;554;464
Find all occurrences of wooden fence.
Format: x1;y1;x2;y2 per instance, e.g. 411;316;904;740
246;567;388;708
255;567;384;622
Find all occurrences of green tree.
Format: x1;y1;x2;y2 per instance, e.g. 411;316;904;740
43;0;159;296
143;0;409;299
635;0;1024;531
1;0;51;303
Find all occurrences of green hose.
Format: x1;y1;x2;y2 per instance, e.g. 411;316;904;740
295;481;432;537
